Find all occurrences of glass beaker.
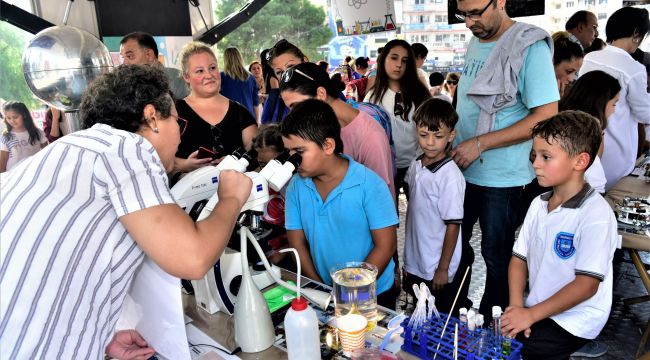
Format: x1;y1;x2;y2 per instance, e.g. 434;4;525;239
330;262;378;330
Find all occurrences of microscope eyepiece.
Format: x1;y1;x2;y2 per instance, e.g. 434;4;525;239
242;148;258;162
231;147;245;158
286;153;302;168
274;151;290;163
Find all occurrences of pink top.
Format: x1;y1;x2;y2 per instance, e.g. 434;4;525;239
341;110;395;199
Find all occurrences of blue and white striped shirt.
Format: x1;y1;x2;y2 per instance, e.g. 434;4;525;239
0;124;175;359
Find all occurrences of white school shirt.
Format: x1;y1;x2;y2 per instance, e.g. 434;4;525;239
512;184;618;339
0;124;176;359
364;88;419;169
404;157;464;281
584;156;606;193
580;46;650;189
0;129;47;171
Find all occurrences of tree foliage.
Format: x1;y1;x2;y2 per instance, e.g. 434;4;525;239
214;0;332;64
0;22;40;109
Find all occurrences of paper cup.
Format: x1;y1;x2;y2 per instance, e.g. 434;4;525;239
337;314;368;354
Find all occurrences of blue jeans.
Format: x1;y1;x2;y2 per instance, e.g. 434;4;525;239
459;183;524;320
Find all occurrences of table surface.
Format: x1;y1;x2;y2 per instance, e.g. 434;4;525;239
605;175;650;251
183;164;649;359
183;270;404;359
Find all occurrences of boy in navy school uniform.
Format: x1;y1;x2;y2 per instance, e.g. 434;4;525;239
402;98;465;315
280;99;400;309
501;111;618;360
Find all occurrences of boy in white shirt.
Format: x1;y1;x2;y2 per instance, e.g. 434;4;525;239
403;98;465;314
501;111;618;359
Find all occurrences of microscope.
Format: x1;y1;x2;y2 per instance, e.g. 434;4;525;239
170;149;302;315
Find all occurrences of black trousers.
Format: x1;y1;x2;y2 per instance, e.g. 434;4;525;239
377;280;400;311
516;318;588;360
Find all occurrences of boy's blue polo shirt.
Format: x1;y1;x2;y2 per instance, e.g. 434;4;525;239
285;155;398;294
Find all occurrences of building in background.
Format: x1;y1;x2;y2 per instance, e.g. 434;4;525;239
401;0;468;73
397;0;626;73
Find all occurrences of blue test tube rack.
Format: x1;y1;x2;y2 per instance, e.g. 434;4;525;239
400;313;522;360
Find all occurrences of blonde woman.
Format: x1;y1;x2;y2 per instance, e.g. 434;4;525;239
220;47;260;120
174;42;257;174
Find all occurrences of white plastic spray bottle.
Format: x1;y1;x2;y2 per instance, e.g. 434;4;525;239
281;248;320;359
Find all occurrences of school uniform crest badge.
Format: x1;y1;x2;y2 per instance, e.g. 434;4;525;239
554;232;576;259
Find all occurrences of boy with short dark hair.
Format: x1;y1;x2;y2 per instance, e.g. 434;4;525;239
280;99;399;308
402;98;465;314
501;110;618;359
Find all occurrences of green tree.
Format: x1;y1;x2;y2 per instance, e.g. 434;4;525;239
0;22;40;109
214;0;332;64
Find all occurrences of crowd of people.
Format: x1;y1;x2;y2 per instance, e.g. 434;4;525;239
1;3;650;359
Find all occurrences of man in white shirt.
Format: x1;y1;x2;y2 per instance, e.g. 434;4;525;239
580;7;650;189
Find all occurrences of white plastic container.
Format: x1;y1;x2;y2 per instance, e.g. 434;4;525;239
284;297;320;360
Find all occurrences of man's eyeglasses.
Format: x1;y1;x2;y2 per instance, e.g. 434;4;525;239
265;39;289;62
394;91;405;118
281;67;315;83
169;114;188;135
455;0;495;22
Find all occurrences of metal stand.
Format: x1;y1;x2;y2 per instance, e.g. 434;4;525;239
627;249;650;359
188;0;209;32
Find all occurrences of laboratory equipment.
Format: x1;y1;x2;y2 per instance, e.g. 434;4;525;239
330;262;378;329
283;249;320;360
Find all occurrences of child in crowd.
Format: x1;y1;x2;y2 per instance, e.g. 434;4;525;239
1;101;48;173
518;71;621;224
252;125;293;270
501;111;618;359
402;98;465;315
281;99;399;309
428;72;452;102
559;70;621;194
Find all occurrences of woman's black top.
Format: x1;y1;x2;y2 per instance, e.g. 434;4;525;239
175;99;256;159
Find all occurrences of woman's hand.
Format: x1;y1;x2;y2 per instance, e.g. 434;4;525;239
209;156;225;166
217;169;253;205
105;330;155;360
174;151;212;173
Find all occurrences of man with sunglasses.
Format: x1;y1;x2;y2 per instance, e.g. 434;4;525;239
450;0;559;327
